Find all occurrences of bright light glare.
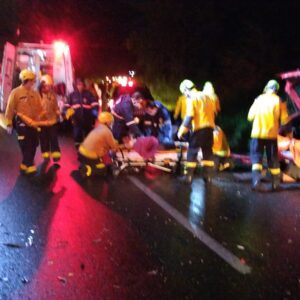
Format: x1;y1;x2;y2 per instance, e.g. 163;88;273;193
53;41;68;57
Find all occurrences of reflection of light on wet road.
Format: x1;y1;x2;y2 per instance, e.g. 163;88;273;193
129;176;251;274
189;180;206;226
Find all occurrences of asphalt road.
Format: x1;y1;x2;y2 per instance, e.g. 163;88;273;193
0;129;299;300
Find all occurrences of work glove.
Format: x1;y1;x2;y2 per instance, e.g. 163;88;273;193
65;108;75;120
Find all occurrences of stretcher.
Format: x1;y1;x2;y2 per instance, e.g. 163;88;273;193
112;142;202;176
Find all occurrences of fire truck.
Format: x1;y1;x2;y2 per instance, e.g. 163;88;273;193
0;41;74;111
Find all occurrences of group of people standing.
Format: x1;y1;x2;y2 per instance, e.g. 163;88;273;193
4;68;290;192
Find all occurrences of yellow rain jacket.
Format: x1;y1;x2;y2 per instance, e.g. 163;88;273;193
174;95;187;120
5;85;45;127
213;126;230;157
248;93;289;139
79;124;118;159
178;90;217;136
40;91;60;126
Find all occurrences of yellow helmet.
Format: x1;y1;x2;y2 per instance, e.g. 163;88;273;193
41;74;53;85
203;81;215;94
19;69;35;81
263;79;280;93
179;79;194;94
98;112;114;125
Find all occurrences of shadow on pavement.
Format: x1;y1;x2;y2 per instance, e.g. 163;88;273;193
0;164;65;299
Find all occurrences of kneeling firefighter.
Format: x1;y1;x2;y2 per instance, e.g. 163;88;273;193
177;79;218;184
78;112;118;177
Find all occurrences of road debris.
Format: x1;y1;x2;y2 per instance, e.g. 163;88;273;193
57;276;67;284
2;243;23;248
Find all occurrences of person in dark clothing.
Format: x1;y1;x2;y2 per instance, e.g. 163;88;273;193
141;99;173;146
65;78;99;148
111;87;149;143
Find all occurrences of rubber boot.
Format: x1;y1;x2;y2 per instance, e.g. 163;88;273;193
251;170;261;191
271;174;281;191
179;167;195;185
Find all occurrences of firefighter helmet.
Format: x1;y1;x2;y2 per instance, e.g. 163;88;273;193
19;69;35;82
264;80;280;93
203;81;215;94
41;74;53;85
98;112;114;125
179;79;194;94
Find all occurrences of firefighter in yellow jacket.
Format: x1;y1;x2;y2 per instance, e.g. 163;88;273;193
38;75;61;162
78;112;118;177
248;79;289;191
174;94;188;123
5;69;46;175
177;79;217;184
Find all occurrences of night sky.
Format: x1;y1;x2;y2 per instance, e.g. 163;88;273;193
1;0;300;108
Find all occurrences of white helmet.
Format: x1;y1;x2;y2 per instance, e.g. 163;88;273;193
179;79;194;94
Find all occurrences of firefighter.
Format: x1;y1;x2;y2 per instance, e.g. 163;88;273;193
65;78;99;148
78;112;118;177
248;79;289;191
213;126;232;171
177;79;217;184
141;99;173;146
5;69;45;175
111;87;149;143
38;75;61;162
174;93;188;124
203;81;221;114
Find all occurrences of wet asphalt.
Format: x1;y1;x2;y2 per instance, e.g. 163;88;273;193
0;129;299;300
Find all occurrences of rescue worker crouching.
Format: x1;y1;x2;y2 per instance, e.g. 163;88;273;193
177;79;217;184
111;87;149;144
248;79;289;191
141;98;173;147
5;69;46;175
65;78;99;149
78;112;118;178
213;126;232;171
38;75;61;162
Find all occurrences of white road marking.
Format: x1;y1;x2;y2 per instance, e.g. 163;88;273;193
129;176;252;275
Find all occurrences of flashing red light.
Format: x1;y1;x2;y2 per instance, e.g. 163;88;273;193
128;80;134;87
53;41;68;57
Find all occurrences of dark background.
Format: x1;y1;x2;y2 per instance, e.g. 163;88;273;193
1;0;300;151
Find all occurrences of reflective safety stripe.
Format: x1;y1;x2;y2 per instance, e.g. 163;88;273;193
26;165;37;174
269;168;280;175
201;160;215;167
79;145;98;159
42;152;50;158
82;104;92;109
91;102;99;107
72;104;81;109
51;151;61;159
252;163;263;171
19;164;27;171
186;161;197;168
96;163;105;169
219;162;231;171
214;150;230;157
126;120;137;126
17;135;25;140
85;165;92;177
